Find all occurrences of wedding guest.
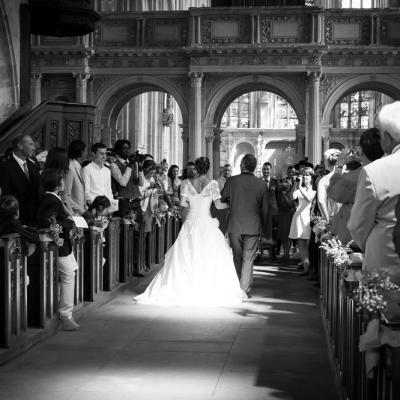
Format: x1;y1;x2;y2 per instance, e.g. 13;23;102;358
261;162;279;260
83;195;111;225
36;169;79;331
138;160;158;233
328;129;384;243
157;160;171;194
288;167;316;274
0;134;41;225
217;164;232;192
0;195;39;256
348;102;400;284
167;164;181;206
64;140;86;216
82;143;115;208
276;167;297;260
317;149;341;223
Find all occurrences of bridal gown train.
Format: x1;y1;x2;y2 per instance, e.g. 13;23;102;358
135;180;243;307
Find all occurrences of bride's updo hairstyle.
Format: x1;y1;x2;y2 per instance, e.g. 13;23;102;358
194;157;210;175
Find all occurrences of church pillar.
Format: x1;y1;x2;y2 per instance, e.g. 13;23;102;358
321;124;332;156
295;124;305;161
188;72;203;160
31;73;42;107
74;73;90;103
180;124;189;166
308;71;322;165
213;127;222;179
204;124;215;178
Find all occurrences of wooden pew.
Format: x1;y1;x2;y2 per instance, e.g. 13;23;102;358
120;220;135;282
71;228;85;309
0;234;28;348
103;217;121;291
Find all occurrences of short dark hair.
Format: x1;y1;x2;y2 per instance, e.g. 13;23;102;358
11;134;31;151
0;195;19;218
41;169;63;192
241;154;257;172
68;140;86;159
88;196;111;212
359;128;384;162
114;139;131;154
263;162;272;168
186;161;195;167
91;142;107;154
194;157;210;175
287;165;296;171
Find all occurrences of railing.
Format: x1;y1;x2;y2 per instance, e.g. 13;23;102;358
0;216;183;356
320;249;400;400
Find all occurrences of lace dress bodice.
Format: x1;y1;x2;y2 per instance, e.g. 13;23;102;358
181;180;221;220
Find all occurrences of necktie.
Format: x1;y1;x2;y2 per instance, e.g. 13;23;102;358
23;162;30;180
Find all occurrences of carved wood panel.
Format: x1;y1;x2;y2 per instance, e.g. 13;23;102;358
65;120;83;146
145;19;188;47
201;15;251;44
261;15;311;44
325;17;370;45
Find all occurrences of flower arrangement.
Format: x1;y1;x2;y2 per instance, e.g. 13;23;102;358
319;236;352;272
312;216;330;240
124;210;138;226
168;205;181;219
47;215;64;247
154;199;169;227
353;270;400;316
90;215;110;243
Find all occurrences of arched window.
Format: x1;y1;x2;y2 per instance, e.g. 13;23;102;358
333;90;394;129
221;92;298;129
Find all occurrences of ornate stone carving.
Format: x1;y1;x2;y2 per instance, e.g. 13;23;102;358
145;19;188;47
261;15;311;44
200;15;251;44
65;120;83;145
49;120;58;147
189;72;203;86
325;16;370;46
96;19;137;47
380;17;400;45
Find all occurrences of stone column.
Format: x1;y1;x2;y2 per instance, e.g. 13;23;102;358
295;124;305;161
31;73;42;107
179;124;189;166
213;127;222;179
188;72;203;160
308;71;322;165
204;124;216;178
74;73;90;103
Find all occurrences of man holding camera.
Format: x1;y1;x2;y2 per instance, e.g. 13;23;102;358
109;139;142;218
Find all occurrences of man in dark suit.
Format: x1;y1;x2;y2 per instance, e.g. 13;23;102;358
221;154;268;296
261;161;279;260
0;134;41;225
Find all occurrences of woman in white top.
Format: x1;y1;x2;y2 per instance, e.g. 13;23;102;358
167;164;181;206
289;167;316;274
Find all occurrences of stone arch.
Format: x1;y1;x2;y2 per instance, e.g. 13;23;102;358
205;75;305;128
95;75;189;134
322;75;400;126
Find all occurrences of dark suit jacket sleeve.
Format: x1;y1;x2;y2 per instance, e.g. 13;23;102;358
220;177;230;203
0;163;11;194
36;196;74;230
261;184;270;231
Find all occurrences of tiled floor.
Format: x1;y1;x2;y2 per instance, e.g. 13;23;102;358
0;259;340;400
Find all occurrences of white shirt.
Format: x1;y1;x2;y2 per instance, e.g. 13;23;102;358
139;176;155;212
13;153;28;173
82;161;114;204
109;156;132;187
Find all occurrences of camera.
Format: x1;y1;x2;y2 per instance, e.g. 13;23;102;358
128;150;145;165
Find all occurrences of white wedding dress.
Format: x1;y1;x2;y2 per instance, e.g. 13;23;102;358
135;180;243;307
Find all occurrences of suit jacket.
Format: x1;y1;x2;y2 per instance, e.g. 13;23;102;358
348;148;400;284
64;159;85;215
221;172;268;235
393;195;400;260
36;193;75;257
261;177;279;238
0;157;41;225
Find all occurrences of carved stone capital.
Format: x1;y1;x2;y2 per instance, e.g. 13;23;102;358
188;72;204;86
307;71;322;86
73;72;91;83
31;73;42;81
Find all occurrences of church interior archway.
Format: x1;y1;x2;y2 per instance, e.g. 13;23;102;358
219;91;298;177
115;91;183;167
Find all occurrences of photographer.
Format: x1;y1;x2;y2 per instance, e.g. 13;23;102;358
109;140;141;218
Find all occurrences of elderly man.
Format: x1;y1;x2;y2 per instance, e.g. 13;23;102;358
348;101;400;284
317;148;341;223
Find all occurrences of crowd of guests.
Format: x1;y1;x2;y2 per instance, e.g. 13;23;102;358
0;137;183;331
2;100;400;328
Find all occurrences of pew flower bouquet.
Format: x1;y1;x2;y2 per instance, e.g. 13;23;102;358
124;210;138;227
48;215;64;247
312;216;330;241
319;236;351;272
168;205;181;219
154;199;169;227
353;270;400;316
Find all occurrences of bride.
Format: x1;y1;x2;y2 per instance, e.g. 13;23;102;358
135;156;243;306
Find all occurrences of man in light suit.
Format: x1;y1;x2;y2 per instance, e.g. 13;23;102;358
64;140;86;215
221;154;268;296
348;101;400;285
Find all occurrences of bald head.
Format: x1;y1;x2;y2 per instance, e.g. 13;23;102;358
377;102;400;154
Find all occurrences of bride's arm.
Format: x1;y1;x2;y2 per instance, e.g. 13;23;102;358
214;199;228;210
